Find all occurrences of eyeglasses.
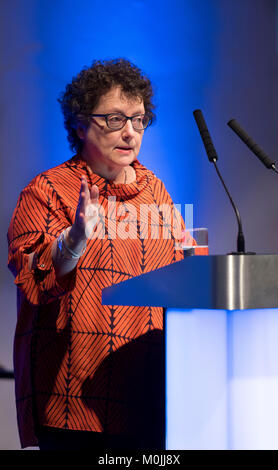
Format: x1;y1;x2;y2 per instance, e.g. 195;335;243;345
88;113;151;130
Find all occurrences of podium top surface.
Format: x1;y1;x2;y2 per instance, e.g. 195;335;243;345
102;254;278;310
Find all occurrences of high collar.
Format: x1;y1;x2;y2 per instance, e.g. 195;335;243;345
66;154;154;201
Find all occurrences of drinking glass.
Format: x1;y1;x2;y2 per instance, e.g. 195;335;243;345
181;227;209;256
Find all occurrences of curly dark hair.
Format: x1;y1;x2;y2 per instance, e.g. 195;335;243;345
58;58;156;153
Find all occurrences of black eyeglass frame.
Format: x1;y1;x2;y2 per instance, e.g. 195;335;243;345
88;113;152;130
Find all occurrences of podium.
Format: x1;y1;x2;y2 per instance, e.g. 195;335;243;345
102;254;278;450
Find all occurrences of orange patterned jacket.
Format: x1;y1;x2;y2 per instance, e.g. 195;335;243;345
7;155;184;448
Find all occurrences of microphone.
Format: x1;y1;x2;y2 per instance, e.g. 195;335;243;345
193;109;246;254
227;119;278;173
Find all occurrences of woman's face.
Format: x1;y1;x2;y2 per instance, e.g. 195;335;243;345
77;86;145;176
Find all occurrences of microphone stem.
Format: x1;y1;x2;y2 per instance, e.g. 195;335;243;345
212;160;245;253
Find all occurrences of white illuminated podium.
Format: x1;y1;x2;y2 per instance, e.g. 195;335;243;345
102;254;278;450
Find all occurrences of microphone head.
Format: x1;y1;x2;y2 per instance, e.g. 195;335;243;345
193;109;218;162
227;118;275;169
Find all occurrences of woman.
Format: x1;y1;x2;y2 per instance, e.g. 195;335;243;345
8;58;184;450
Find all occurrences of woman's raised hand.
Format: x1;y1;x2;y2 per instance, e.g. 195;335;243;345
71;175;99;242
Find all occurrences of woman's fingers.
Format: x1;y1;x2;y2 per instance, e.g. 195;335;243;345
85;185;99;222
90;184;99;204
75;178;87;225
74;177;99;239
81;176;90;203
